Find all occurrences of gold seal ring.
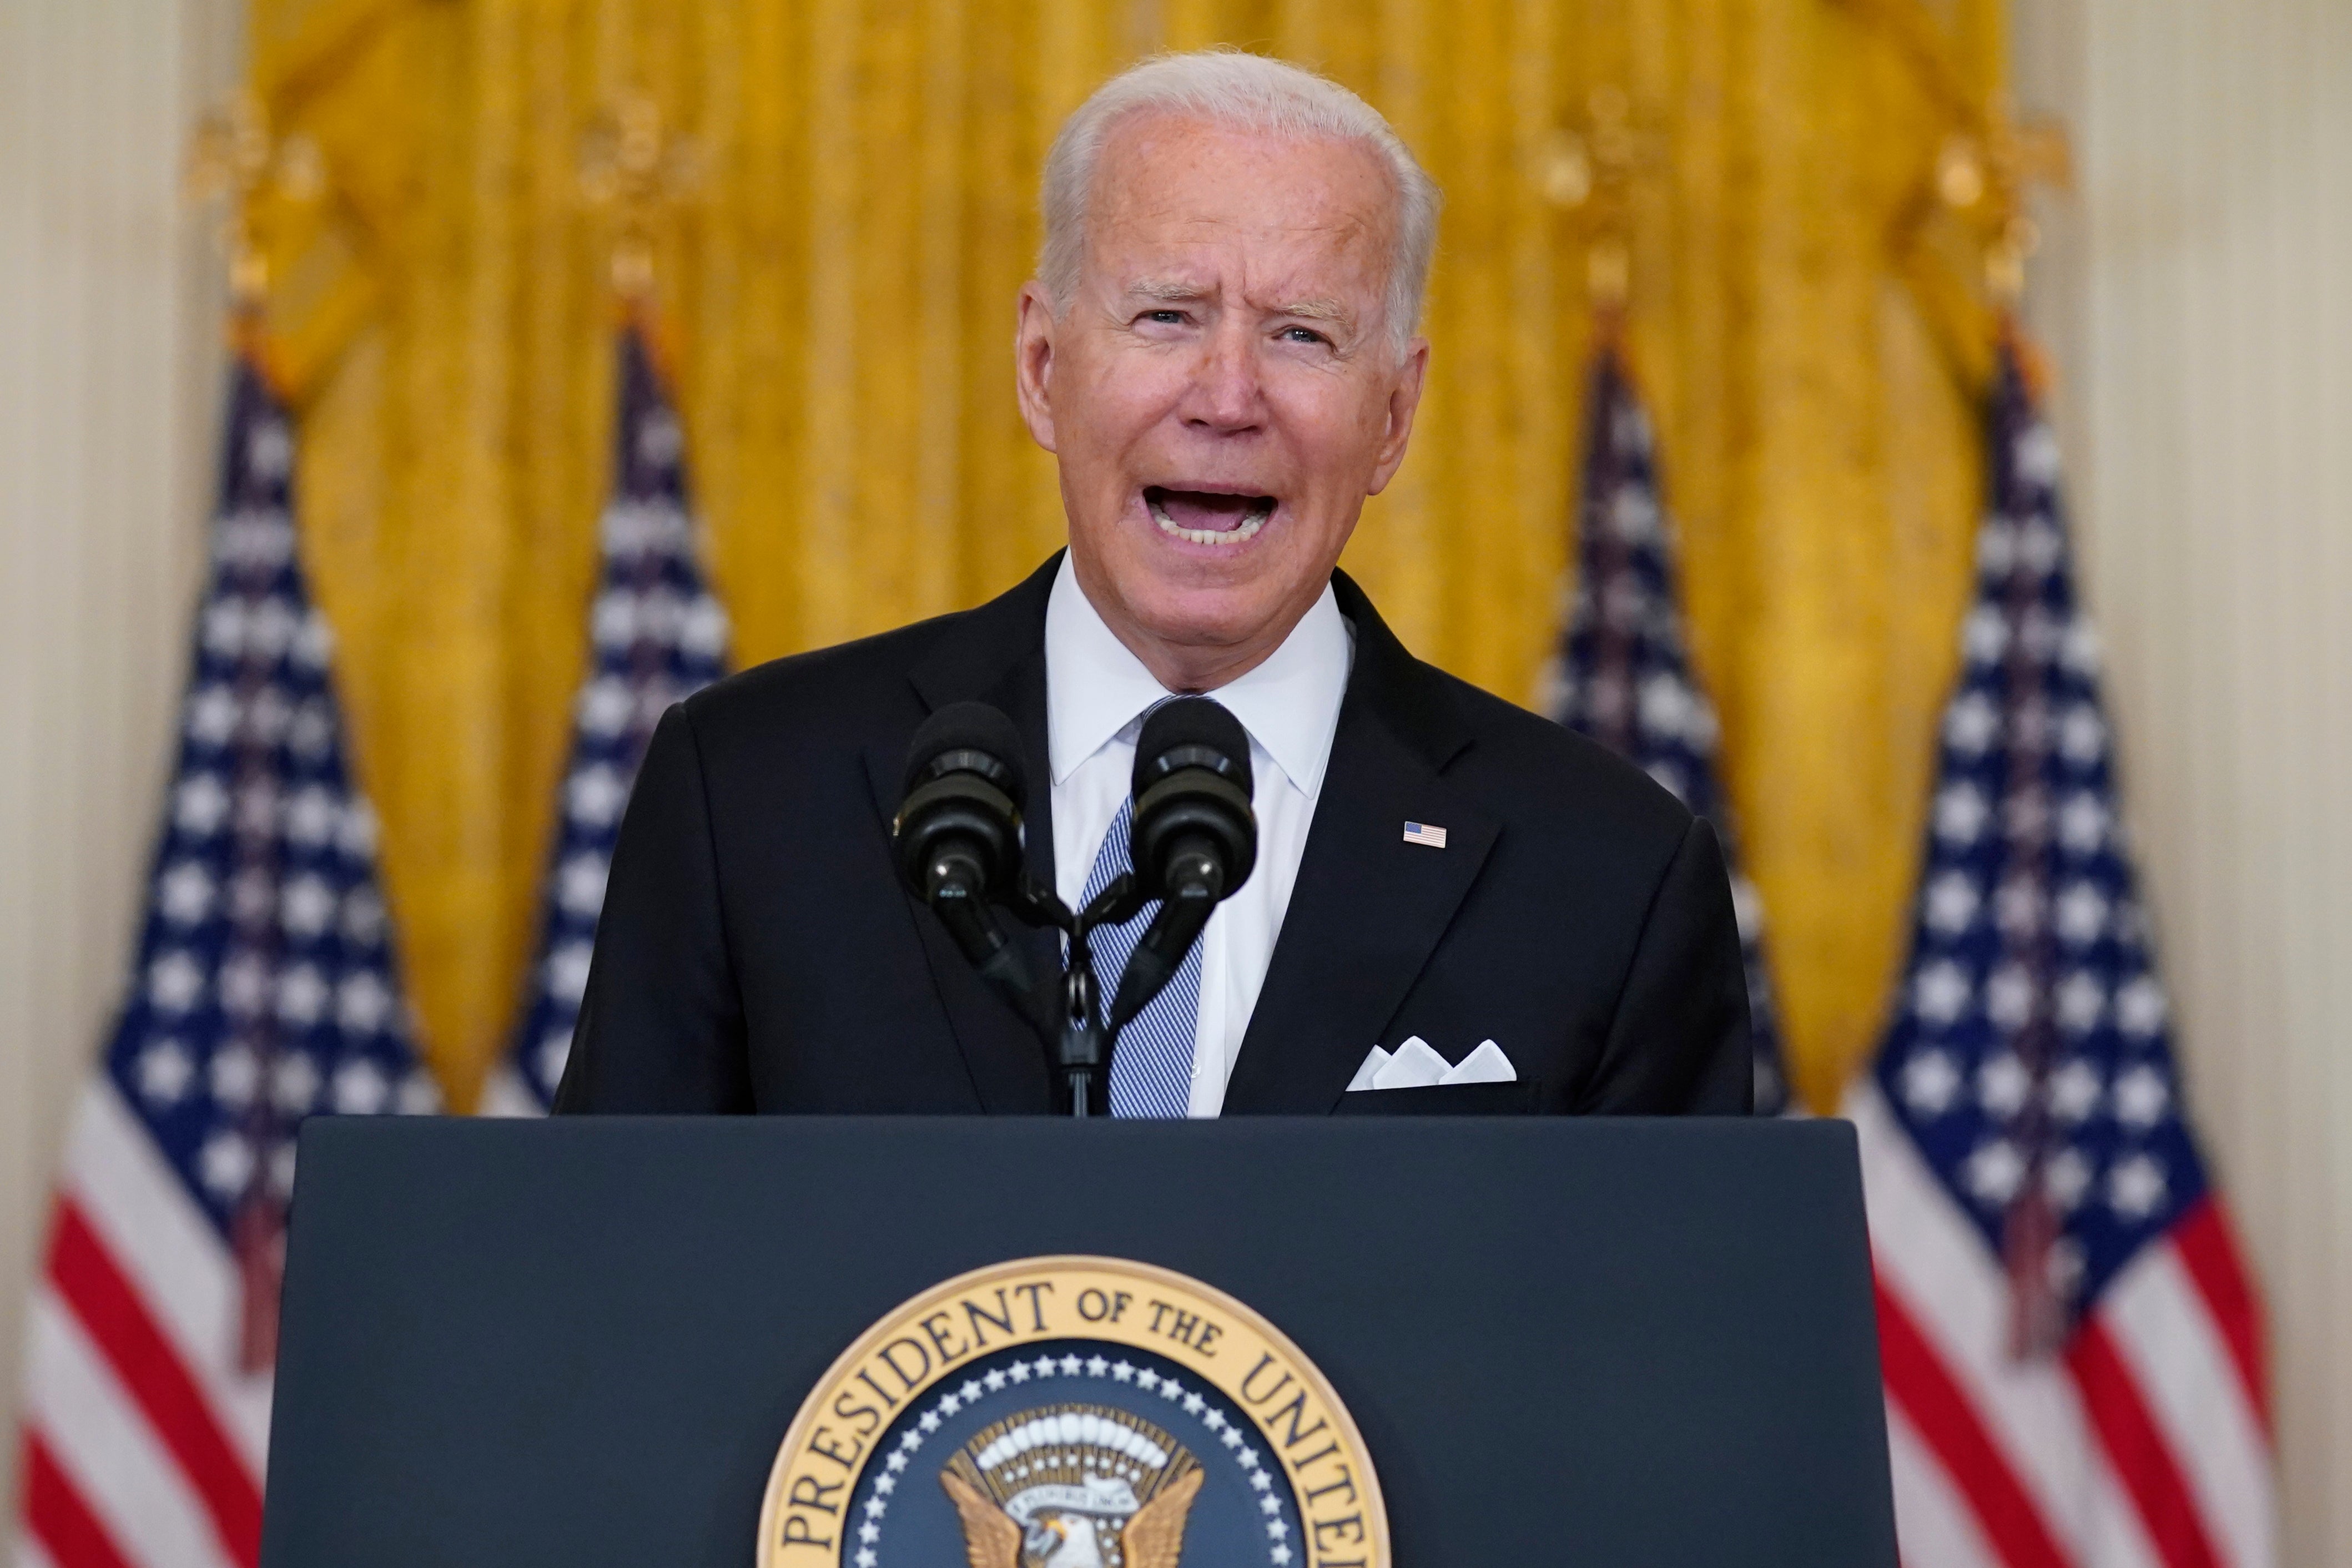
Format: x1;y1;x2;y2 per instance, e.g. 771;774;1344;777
758;1254;1387;1568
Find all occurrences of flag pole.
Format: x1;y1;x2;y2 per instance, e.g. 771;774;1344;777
481;92;729;1116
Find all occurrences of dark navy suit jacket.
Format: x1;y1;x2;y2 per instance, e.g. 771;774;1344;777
555;554;1752;1116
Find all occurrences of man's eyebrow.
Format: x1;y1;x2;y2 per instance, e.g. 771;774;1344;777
1127;278;1210;302
1122;281;1354;327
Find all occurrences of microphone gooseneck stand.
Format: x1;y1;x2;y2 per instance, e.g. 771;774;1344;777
914;839;1184;1118
1000;875;1151;1118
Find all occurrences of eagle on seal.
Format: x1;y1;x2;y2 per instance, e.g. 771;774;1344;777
941;1466;1201;1568
937;1405;1205;1568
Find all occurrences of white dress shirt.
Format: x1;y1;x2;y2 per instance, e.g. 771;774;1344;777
1044;554;1353;1116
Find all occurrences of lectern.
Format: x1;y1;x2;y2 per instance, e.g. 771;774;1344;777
259;1117;1896;1566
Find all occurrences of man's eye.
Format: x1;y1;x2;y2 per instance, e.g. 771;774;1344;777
1143;310;1185;325
1281;326;1328;345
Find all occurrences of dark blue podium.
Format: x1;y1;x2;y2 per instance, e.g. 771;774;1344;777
259;1116;1895;1566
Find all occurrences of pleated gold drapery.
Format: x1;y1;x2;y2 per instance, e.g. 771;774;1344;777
243;0;2011;1113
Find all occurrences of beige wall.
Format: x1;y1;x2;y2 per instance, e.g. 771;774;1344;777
2018;0;2352;1561
0;0;238;1517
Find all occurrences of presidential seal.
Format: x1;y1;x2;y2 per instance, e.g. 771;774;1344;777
758;1256;1387;1568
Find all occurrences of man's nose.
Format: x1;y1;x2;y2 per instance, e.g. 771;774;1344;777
1182;324;1266;433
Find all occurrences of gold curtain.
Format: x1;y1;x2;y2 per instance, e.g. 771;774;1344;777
244;0;2009;1113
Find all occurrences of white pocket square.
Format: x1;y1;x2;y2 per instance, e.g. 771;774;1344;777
1346;1036;1517;1092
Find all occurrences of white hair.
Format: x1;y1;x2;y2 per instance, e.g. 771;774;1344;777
1039;50;1442;356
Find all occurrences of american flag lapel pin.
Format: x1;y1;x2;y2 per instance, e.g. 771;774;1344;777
1402;820;1448;849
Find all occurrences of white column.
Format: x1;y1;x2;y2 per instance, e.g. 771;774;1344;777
0;0;240;1514
2018;1;2352;1561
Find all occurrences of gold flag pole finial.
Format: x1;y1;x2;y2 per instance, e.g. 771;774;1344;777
579;91;706;305
184;93;329;318
1933;103;2073;305
1535;85;1661;319
184;93;273;310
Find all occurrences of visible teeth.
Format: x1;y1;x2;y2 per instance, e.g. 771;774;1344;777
1149;496;1274;545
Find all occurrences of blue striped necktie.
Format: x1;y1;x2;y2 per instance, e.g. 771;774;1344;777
1079;793;1203;1118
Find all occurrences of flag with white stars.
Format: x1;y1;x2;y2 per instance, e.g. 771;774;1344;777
1544;342;1790;1115
16;352;437;1568
1854;342;2273;1568
480;324;727;1115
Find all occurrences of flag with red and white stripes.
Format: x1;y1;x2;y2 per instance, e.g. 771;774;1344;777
1854;341;2273;1568
14;354;437;1567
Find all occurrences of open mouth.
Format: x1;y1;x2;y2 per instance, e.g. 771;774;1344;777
1145;486;1277;546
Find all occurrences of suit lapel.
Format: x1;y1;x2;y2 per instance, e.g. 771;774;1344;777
1221;575;1498;1113
860;555;1063;1112
858;557;1496;1116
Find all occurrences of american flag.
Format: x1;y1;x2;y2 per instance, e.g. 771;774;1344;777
1853;343;2274;1567
479;323;727;1116
14;354;437;1568
1544;341;1790;1114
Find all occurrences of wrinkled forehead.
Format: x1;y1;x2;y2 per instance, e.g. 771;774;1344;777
1082;111;1397;292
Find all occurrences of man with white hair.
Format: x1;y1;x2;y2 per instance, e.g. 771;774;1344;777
557;51;1750;1117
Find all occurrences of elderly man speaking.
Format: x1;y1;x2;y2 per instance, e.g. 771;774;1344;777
556;51;1751;1117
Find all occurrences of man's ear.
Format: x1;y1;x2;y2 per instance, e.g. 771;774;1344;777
1365;336;1431;497
1014;282;1059;453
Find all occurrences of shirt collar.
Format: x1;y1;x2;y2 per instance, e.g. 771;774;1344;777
1045;553;1352;798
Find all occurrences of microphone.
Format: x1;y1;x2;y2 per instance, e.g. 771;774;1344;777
894;703;1031;993
1108;698;1258;1030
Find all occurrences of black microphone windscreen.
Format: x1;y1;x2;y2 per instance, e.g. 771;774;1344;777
1132;697;1253;798
903;701;1028;807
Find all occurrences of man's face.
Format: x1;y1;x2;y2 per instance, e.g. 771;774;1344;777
1016;114;1429;686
